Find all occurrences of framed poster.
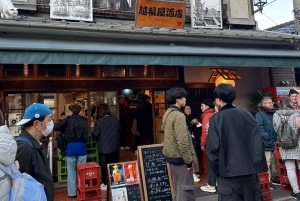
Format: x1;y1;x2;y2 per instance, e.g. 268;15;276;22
50;0;93;22
191;0;222;29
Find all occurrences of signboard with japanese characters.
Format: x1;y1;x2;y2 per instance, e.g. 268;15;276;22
191;0;222;29
50;0;93;22
135;0;186;29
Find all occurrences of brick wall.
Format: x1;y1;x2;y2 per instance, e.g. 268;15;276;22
270;67;296;87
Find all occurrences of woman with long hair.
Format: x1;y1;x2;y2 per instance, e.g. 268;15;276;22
273;96;300;199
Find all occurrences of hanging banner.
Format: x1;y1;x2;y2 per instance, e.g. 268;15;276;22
191;0;222;29
135;0;186;29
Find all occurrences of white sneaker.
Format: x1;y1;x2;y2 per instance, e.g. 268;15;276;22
200;184;216;193
120;147;124;150
193;174;200;182
101;183;107;191
124;146;130;150
195;173;200;177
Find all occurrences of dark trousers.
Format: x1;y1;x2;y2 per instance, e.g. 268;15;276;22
99;151;119;185
138;127;154;145
217;175;263;201
120;121;128;147
170;163;195;201
207;158;216;186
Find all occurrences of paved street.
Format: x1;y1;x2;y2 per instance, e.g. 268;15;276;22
195;186;296;201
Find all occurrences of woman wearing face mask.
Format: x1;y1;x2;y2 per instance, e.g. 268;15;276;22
15;103;55;201
54;103;88;198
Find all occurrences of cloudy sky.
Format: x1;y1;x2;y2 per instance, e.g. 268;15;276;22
254;0;294;30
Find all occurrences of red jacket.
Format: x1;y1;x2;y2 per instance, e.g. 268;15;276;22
200;108;215;146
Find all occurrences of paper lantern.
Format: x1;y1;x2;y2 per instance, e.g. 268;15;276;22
215;76;235;87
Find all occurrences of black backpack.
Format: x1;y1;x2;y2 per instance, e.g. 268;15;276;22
277;115;298;148
56;133;67;160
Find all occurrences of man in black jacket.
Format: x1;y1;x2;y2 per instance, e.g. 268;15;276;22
207;84;267;201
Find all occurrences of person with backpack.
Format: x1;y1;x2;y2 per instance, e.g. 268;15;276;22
15;103;55;201
54;103;88;198
273;96;300;199
0;109;17;201
256;96;278;189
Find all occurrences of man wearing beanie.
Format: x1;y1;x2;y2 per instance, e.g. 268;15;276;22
289;89;299;108
199;98;216;193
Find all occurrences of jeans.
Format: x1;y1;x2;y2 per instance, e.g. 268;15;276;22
285;159;300;194
67;155;87;196
139;127;154;145
207;157;216;186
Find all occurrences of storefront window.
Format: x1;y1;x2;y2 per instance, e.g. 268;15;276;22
101;66;126;78
3;64;33;77
154;66;177;78
70;65;97;78
128;65;152;78
38;64;66;77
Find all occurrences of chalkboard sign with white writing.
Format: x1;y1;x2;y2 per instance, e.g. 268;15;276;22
126;184;141;201
138;144;172;201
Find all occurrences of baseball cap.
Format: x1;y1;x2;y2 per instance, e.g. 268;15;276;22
15;103;51;126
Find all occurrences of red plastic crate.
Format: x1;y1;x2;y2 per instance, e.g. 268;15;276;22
77;162;101;191
77;188;101;201
258;172;270;192
261;190;272;201
274;142;284;166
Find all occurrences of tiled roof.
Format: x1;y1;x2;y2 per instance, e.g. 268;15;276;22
266;20;295;34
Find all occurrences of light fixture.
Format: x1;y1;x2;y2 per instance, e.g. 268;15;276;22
76;64;80;77
23;63;28;77
280;80;289;86
215;76;235;87
253;0;267;13
208;68;242;87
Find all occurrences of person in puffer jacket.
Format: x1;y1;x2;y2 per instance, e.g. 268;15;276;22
92;104;122;189
0;109;17;201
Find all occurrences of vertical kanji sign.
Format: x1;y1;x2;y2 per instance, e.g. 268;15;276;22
135;0;186;29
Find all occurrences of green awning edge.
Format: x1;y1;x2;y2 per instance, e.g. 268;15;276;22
0;51;299;67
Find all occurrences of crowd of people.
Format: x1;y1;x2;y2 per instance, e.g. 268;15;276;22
1;85;300;200
162;85;300;201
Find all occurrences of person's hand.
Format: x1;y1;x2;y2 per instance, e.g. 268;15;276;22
296;117;300;128
187;167;192;171
191;118;199;125
201;146;205;151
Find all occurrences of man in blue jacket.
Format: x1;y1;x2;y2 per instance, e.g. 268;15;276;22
207;84;267;201
256;96;277;189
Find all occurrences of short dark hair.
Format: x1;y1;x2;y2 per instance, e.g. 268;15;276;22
69;104;82;114
213;83;236;104
99;104;111;118
166;87;187;104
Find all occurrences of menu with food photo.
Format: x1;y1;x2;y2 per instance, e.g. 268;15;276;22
123;161;140;185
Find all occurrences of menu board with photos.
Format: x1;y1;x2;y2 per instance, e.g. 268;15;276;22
107;161;143;201
138;144;173;201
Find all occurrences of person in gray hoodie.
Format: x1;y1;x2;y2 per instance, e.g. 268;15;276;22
0;109;17;201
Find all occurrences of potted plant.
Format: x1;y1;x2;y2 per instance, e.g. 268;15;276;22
246;89;279;117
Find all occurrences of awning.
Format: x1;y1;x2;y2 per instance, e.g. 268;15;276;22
1;50;300;67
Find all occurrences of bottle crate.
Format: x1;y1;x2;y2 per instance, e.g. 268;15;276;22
77;162;101;191
77;187;101;201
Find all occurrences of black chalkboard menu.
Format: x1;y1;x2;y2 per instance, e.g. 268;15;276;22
126;184;141;201
138;144;173;201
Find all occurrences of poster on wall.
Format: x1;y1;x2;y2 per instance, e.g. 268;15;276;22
191;0;222;29
50;0;93;22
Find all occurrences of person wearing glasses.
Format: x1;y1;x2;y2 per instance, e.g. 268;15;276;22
256;97;278;190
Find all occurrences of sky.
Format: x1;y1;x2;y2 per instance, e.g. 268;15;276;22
254;0;294;30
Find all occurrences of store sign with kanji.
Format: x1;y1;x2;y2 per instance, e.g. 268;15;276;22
135;0;186;29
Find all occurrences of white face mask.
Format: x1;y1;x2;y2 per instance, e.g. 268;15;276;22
39;120;54;137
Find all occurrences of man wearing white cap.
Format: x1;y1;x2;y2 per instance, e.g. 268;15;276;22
15;103;55;201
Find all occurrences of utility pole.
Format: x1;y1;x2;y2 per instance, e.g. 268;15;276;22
293;0;300;34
